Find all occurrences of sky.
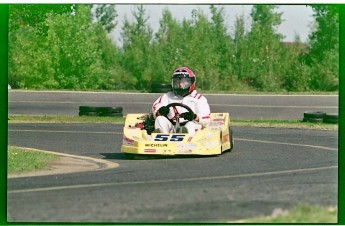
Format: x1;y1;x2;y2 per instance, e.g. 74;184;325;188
110;4;315;45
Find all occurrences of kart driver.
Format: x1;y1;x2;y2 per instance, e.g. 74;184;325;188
151;66;211;137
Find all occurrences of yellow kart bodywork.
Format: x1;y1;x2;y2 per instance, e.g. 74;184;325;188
121;113;233;157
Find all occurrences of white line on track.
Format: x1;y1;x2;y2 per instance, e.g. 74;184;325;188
8;165;337;194
237;138;338;151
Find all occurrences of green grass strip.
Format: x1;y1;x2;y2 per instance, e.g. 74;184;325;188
232;119;338;130
8;146;58;174
241;204;337;223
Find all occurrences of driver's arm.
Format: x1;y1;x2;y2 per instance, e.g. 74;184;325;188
152;94;169;118
196;96;211;125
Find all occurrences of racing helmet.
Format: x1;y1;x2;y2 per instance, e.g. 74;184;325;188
171;67;196;97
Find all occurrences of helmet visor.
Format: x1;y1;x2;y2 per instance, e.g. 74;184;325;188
172;77;192;90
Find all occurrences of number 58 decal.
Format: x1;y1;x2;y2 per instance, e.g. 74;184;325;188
154;134;185;142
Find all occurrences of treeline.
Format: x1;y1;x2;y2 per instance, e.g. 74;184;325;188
8;4;339;92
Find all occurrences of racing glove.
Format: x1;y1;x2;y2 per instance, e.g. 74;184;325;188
181;112;197;121
158;106;169;116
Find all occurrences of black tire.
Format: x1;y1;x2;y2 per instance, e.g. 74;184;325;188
124;153;136;160
323;113;338;124
322;114;338;124
324;113;338;120
79;111;99;116
79;106;123;117
79;106;100;112
323;118;338;124
98;107;123;114
99;112;123;117
303;111;326;123
303;111;326;119
303;118;323;123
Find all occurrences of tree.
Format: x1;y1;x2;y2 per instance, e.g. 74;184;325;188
232;14;247;86
307;5;339;63
8;26;57;88
121;5;154;90
154;9;184;82
244;5;285;91
209;5;235;90
188;9;223;90
8;5;131;90
9;4;74;35
281;41;312;91
94;4;117;33
305;5;339;90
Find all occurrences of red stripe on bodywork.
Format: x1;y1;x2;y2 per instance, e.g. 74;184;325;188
144;149;156;153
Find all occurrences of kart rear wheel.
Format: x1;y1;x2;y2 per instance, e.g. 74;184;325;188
124;153;136;160
229;128;234;151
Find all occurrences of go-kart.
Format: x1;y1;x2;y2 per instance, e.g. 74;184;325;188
121;103;234;159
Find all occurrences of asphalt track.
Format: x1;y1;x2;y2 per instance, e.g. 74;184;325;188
7;91;339;223
8;90;338;120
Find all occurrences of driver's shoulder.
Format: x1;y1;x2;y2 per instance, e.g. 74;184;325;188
189;90;206;100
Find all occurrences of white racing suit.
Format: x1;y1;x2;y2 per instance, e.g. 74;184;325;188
152;90;211;137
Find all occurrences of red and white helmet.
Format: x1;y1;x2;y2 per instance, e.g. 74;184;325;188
171;67;196;97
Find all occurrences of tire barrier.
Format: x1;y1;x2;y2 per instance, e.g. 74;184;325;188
303;111;326;123
79;106;123;117
303;111;338;124
323;113;338;124
150;82;172;93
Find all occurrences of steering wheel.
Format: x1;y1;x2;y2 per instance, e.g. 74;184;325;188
164;103;195;133
166;103;194;120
